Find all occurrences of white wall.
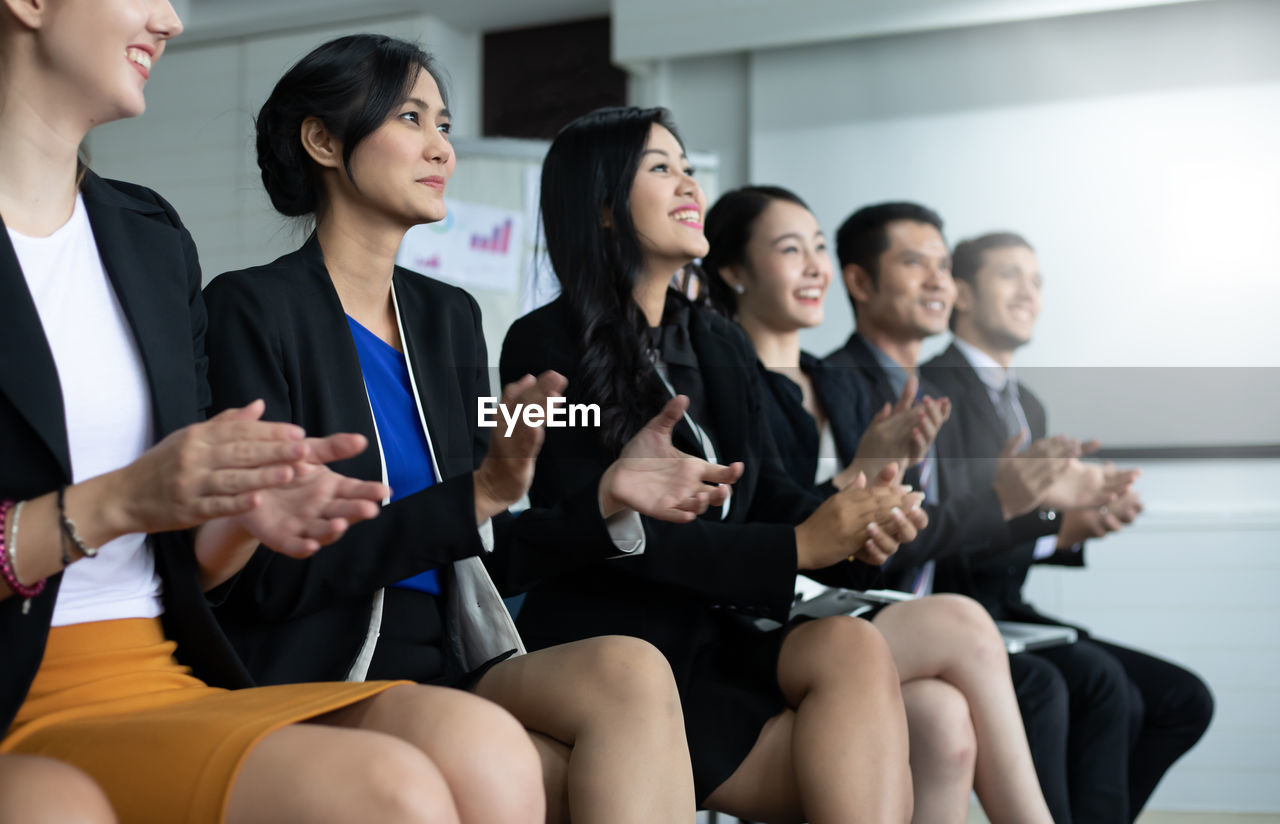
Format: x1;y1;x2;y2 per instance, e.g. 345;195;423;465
636;0;1280;446
1023;459;1280;813
86;13;482;282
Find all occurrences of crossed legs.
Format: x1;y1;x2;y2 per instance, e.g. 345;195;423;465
703;615;913;824
874;595;1054;824
473;635;697;823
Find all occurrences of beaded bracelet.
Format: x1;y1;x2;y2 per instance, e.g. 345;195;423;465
1;499;47;614
57;485;98;559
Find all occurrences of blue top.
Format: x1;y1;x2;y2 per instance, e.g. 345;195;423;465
347;315;440;594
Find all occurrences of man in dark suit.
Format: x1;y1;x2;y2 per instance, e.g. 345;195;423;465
922;231;1214;824
821;202;1133;823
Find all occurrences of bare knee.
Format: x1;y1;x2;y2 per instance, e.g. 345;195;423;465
391;687;543;822
569;635;681;712
0;756;116;824
788;615;900;685
906;680;977;779
929;594;1007;669
357;736;462;824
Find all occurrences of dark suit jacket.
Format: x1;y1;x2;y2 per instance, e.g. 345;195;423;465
922;343;1083;623
822;334;1055;590
499;296;881;681
202;237;619;685
0;173;253;734
758;351;873;499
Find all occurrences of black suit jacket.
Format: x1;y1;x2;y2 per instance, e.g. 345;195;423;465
822;334;1054;590
0;173;253;734
499;296;880;683
758;351;873;499
202;237;619;685
922;343;1082;622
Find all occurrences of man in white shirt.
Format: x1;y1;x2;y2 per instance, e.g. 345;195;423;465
924;231;1214;824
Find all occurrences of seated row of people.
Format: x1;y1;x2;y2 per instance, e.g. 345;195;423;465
0;7;1209;822
699;187;1214;823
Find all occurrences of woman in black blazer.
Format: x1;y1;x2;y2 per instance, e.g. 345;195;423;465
500;106;930;821
0;7;542;824
702;185;1055;824
204;36;736;823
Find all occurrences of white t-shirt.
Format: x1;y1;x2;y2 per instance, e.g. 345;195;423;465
9;194;163;625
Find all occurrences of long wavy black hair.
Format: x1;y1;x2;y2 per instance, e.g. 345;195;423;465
539;106;682;455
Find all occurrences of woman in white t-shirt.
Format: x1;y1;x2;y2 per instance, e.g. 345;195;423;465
0;2;550;822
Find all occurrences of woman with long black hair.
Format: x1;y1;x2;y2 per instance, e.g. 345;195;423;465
501;106;928;823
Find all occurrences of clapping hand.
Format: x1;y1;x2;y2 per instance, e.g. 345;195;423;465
992;433;1084;518
598;395;745;523
1056;488;1144;547
473;371;569;523
839;375;951;488
795;463;928;569
1042;452;1139;511
232;432;389;559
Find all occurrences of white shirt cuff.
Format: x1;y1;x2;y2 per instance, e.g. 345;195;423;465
477;519;495;553
1032;533;1060;561
604;509;645;557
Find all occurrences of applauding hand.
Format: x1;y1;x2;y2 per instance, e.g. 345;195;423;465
795;463;928;570
838;375;951;488
1042;458;1140;512
992;433;1083;519
231;432;389;559
473;371;569;523
599;395;744;523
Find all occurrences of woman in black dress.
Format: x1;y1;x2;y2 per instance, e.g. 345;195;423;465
501;106;928;823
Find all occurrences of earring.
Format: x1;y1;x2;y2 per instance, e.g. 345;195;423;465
734;284;745;295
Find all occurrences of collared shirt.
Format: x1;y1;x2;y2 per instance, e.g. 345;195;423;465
951;337;1062;561
858;335;938;595
857;335;939;505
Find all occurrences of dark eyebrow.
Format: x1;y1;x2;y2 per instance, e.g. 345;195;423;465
403;97;450;120
641;148;688;161
770;229;826;245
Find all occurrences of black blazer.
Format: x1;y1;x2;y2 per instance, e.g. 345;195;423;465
0;173;253;734
822;334;1051;590
202;237;620;685
758;351;873;499
922;343;1082;622
499;296;880;683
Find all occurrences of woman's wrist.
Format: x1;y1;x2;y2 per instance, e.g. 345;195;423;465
73;471;137;547
596;465;623;519
472;470;511;525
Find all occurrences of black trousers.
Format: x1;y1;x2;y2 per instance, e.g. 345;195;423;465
1011;639;1214;824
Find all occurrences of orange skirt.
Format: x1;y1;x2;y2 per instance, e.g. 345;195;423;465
1;618;401;824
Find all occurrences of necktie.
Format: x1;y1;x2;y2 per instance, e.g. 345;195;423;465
996;378;1024;440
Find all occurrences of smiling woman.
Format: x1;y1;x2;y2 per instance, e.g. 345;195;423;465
500;107;936;822
0;4;559;824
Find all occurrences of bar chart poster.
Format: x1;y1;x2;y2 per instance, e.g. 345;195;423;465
397;199;525;294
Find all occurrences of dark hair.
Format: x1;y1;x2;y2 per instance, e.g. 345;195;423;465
255;34;449;217
702;185;811;317
540;105;681;454
834;201;944;315
949;231;1034;330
